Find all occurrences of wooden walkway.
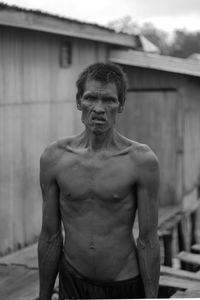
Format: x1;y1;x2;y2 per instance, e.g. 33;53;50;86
0;244;39;300
0;265;38;300
0;205;196;299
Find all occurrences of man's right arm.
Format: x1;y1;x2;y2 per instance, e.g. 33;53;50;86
38;146;63;300
136;147;160;298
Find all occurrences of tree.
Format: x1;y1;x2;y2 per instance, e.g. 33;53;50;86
107;15;139;34
140;22;169;54
107;16;200;58
107;16;169;54
168;30;200;58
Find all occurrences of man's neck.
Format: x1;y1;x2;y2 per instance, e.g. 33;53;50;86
84;127;116;153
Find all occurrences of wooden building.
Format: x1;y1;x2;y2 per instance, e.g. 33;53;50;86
1;3;200;256
110;49;200;210
0;4;146;255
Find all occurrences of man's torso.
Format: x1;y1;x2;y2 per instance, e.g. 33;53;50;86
52;136;141;281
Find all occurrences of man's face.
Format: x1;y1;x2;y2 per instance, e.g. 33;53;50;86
77;80;123;134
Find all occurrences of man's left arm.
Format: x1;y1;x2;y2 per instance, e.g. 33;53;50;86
136;149;160;298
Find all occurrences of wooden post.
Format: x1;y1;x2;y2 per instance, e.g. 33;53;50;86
190;211;197;248
190;210;200;271
177;220;188;270
163;230;173;267
177;220;186;252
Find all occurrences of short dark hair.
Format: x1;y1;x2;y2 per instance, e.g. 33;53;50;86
76;62;128;105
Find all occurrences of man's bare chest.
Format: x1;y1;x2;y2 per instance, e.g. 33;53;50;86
56;153;136;201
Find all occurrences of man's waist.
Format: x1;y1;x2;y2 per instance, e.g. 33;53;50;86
60;251;139;283
62;242;139;281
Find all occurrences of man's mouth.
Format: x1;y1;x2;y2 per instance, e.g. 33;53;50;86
91;116;106;123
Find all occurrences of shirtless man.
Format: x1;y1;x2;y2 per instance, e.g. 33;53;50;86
38;62;160;299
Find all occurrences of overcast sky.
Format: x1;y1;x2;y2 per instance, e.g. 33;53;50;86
4;0;200;33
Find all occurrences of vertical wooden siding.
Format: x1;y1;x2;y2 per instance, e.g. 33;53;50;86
0;26;107;255
183;79;200;193
116;90;180;206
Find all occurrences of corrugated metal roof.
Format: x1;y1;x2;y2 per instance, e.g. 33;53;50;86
0;2;116;32
0;2;138;48
109;49;200;77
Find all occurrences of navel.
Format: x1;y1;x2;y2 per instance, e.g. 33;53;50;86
113;194;120;200
89;243;95;250
73;165;78;171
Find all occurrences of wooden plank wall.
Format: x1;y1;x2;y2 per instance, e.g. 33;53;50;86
183;78;200;193
117;66;187;206
181;78;200;215
120;65;200;208
0;26;107;255
117;90;179;206
123;66;185;90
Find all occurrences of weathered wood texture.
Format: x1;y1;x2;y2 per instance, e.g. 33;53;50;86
176;251;200;266
183;78;200;194
0;265;39;300
160;265;200;295
0;26;107;255
116;66;188;206
0;244;38;269
160;274;200;291
123;65;186;90
161;265;200;280
0;243;59;300
0;7;138;48
171;289;200;298
191;244;200;254
119;66;200;209
117;89;179;205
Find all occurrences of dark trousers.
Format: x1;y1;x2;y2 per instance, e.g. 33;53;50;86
59;255;145;299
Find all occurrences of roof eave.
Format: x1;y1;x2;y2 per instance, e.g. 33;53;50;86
0;8;138;48
109;49;200;78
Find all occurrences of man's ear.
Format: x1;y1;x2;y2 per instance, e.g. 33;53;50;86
118;104;124;113
76;93;82;111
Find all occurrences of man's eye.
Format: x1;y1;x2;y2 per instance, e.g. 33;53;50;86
105;98;116;103
84;96;95;101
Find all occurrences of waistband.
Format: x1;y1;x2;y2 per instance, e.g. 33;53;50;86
60;253;141;287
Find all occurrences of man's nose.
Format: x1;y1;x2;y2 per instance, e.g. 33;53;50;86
93;100;105;113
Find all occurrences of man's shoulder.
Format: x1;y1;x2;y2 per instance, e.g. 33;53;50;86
129;141;159;173
40;136;76;167
116;133;158;165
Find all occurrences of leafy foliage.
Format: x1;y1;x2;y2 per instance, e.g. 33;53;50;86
107;16;200;58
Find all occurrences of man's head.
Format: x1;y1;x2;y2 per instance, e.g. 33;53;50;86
76;63;128;134
76;62;128;107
